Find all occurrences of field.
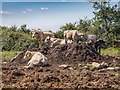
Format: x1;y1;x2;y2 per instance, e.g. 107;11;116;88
2;43;120;89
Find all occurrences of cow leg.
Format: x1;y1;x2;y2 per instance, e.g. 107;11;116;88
39;40;41;48
65;37;67;44
95;43;98;52
99;46;101;54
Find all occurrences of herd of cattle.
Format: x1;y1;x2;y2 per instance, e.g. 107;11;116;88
30;30;105;53
11;30;105;68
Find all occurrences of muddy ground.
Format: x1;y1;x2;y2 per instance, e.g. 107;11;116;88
2;42;120;89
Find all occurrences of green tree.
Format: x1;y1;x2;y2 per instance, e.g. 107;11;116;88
18;24;30;33
54;31;64;39
92;1;119;42
60;22;77;31
77;17;92;34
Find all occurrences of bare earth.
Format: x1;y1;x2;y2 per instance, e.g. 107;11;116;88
2;43;120;89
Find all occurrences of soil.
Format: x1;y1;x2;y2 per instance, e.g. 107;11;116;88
2;42;120;89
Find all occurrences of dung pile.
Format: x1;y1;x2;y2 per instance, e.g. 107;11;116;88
47;43;105;66
10;42;115;67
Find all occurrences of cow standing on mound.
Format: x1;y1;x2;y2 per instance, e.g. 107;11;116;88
94;39;105;53
86;35;99;43
30;31;54;48
64;30;85;44
23;51;48;68
86;35;105;54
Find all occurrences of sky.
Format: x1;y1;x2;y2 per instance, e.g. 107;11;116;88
1;0;120;32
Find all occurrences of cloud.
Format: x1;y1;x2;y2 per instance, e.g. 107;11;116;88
27;9;32;12
22;11;27;14
41;7;45;10
62;0;66;2
0;11;11;14
40;7;48;10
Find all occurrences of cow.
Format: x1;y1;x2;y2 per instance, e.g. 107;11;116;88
85;35;105;53
30;31;54;48
44;36;73;47
94;39;105;53
23;51;48;68
86;35;99;43
64;30;85;44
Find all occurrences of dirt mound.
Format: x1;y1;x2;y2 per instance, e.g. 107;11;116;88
11;42;119;67
2;42;120;89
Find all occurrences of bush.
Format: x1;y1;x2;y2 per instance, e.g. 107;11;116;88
2;30;39;51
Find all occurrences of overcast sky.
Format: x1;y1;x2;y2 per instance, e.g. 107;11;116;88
1;0;119;32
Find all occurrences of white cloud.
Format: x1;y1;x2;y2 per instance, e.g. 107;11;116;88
22;11;27;14
62;0;66;2
27;9;32;12
0;11;11;14
0;11;3;14
46;8;48;10
40;7;48;10
41;7;45;10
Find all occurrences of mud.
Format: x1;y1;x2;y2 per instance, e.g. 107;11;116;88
2;42;120;89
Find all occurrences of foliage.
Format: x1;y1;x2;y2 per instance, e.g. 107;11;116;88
92;2;120;43
77;17;92;34
60;22;77;31
18;24;31;33
1;25;39;51
54;30;64;39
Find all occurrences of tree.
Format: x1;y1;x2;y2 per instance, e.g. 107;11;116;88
54;31;64;39
18;24;30;33
77;17;92;34
60;22;77;31
92;1;120;42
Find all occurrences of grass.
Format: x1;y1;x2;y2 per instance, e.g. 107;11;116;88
101;47;120;57
1;51;22;61
81;64;86;67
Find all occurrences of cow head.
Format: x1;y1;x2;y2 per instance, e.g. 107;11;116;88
44;36;51;43
23;51;33;60
30;31;42;38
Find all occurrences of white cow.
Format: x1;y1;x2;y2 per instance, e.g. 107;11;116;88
30;31;54;48
64;30;85;44
23;51;48;68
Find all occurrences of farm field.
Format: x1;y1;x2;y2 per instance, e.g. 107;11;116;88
2;43;120;89
1;1;120;89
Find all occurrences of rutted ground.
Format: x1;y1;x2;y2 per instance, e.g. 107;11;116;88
2;43;120;89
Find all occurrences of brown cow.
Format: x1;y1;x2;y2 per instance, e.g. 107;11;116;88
30;31;54;48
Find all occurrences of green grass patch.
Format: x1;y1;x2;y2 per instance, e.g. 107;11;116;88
101;47;120;57
1;51;22;61
89;65;94;69
81;64;86;67
67;65;72;67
